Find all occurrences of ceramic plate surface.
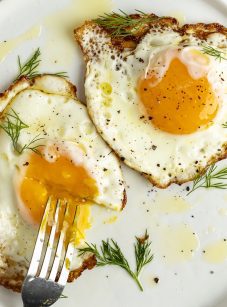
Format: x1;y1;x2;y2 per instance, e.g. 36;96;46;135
0;0;227;306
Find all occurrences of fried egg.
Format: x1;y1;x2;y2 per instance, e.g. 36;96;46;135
0;75;125;291
75;18;227;188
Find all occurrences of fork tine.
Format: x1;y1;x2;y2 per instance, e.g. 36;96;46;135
39;199;61;279
27;197;52;276
49;201;70;281
58;206;78;286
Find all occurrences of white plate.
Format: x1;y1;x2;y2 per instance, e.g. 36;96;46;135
0;0;227;306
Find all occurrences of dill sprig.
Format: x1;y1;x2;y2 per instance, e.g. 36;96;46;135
14;48;68;81
49;72;69;78
187;164;227;195
0;109;43;155
135;230;153;275
60;294;68;299
15;48;41;81
20;134;44;155
202;44;226;62
78;231;153;291
94;9;159;37
222;122;227;128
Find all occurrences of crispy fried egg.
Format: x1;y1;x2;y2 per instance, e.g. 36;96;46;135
0;75;125;291
75;18;227;187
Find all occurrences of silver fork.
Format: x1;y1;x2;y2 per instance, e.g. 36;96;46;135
22;197;77;307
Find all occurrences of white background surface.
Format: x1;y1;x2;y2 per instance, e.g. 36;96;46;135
0;0;227;306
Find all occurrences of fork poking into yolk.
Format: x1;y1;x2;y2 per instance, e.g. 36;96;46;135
18;147;98;245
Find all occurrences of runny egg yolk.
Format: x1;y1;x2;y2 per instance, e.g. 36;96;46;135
138;58;219;134
19;152;98;245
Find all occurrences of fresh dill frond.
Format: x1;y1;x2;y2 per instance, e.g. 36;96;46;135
14;48;68;80
49;72;69;78
222;122;227;128
135;230;153;275
78;231;153;291
79;240;143;290
94;9;159;37
20;134;44;155
202;44;226;62
15;48;41;81
0;109;43;154
187;164;227;195
0;109;28;152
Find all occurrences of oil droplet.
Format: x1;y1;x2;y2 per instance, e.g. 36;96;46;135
153;192;190;214
206;225;216;234
0;25;42;63
203;240;227;263
42;0;112;68
103;215;118;224
219;208;227;216
223;193;227;202
156;224;199;263
100;82;112;95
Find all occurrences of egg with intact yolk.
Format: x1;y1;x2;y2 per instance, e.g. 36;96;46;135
76;22;227;188
138;57;218;135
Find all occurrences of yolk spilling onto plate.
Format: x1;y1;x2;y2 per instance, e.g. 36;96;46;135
138;58;219;134
19;151;98;245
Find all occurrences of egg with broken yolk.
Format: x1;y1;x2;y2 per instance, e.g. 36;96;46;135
138;56;219;134
0;75;125;290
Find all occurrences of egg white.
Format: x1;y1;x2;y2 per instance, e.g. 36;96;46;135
77;22;227;187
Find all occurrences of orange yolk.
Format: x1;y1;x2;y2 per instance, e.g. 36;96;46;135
138;58;219;134
19;152;98;244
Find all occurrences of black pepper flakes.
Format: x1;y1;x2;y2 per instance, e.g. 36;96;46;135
154;277;159;284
